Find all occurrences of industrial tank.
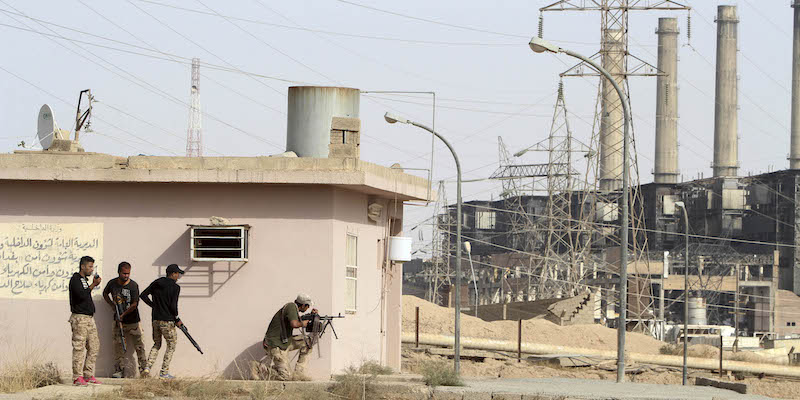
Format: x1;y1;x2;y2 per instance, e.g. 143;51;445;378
286;86;360;158
688;297;707;325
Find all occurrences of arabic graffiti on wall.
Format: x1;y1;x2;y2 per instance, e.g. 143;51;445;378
0;223;103;299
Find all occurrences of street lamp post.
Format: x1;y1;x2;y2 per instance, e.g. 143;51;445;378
675;201;689;385
384;112;463;375
528;36;632;383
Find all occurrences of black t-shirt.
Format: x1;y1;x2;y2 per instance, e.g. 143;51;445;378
104;278;141;324
68;273;95;316
141;277;180;322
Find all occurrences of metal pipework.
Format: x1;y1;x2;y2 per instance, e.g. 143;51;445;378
654;18;680;184
712;6;739;177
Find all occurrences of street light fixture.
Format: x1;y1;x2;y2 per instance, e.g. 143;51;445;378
384;111;464;375
528;36;632;383
674;201;690;385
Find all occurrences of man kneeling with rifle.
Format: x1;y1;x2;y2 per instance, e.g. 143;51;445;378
256;293;317;381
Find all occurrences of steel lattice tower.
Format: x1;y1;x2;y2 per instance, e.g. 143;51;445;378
186;58;202;157
540;0;691;333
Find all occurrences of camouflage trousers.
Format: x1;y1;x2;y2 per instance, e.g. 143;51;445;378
146;320;177;375
112;322;147;375
251;336;311;381
69;313;99;380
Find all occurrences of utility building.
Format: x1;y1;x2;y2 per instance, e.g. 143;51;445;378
0;86;430;378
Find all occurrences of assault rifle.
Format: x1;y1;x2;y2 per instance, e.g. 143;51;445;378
113;295;127;353
178;322;203;354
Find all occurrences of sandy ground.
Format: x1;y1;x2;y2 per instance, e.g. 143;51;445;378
404;295;789;365
404;295;667;355
402;295;800;399
402;348;800;399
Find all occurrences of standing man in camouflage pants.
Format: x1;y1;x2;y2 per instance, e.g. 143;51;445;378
103;261;147;378
68;255;102;386
141;264;184;379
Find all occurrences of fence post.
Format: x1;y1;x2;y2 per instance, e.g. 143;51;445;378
518;318;522;363
415;306;420;348
719;330;724;378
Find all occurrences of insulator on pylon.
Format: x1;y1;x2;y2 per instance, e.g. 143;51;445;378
686;11;692;44
538;14;544;38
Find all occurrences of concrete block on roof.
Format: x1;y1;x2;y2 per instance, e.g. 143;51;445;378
330;132;345;145
344;131;360;145
331;116;361;132
329;144;359;159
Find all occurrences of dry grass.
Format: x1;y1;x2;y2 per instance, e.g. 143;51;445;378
356;360;393;375
418;360;463;387
117;378;251;399
89;378;332;400
0;360;61;393
328;360;396;400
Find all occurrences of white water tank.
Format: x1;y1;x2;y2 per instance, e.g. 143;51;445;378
286;86;360;158
389;236;412;262
688;297;707;325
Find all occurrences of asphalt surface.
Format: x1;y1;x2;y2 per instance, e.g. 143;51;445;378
436;377;776;400
0;376;779;400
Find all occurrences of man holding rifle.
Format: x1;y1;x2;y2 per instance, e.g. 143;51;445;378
140;264;184;379
255;293;317;381
102;261;146;378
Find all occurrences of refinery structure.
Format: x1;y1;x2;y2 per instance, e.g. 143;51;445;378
405;2;800;341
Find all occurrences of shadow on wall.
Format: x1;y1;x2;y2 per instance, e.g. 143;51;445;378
222;341;265;380
153;229;249;298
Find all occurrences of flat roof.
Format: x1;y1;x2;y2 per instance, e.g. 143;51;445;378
0;151;432;201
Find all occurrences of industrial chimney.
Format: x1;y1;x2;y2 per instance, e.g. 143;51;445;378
286;86;360;158
791;0;800;168
712;5;739;177
599;29;625;191
654;18;679;184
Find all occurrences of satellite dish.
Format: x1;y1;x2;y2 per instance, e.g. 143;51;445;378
37;104;64;150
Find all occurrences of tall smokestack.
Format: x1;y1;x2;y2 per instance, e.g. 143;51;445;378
791;0;800;168
654;18;680;184
599;29;625;191
713;5;739;177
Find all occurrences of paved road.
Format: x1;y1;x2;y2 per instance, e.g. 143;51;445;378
434;377;775;400
0;377;779;400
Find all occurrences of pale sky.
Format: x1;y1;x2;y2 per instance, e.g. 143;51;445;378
0;1;792;255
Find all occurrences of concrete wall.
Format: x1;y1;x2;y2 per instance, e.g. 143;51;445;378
776;290;800;338
0;181;401;378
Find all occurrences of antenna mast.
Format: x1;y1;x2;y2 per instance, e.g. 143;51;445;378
186;58;202;157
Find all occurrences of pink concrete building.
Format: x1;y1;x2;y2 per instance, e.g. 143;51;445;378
0;87;430;379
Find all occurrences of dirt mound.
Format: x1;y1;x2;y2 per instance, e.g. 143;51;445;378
403;295;664;355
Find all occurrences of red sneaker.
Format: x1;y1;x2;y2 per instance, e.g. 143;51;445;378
86;376;102;385
73;376;88;386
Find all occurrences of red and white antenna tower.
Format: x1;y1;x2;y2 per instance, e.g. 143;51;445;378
186;58;202;157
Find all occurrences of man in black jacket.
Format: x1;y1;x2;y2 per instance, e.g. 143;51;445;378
68;255;102;386
140;264;184;379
